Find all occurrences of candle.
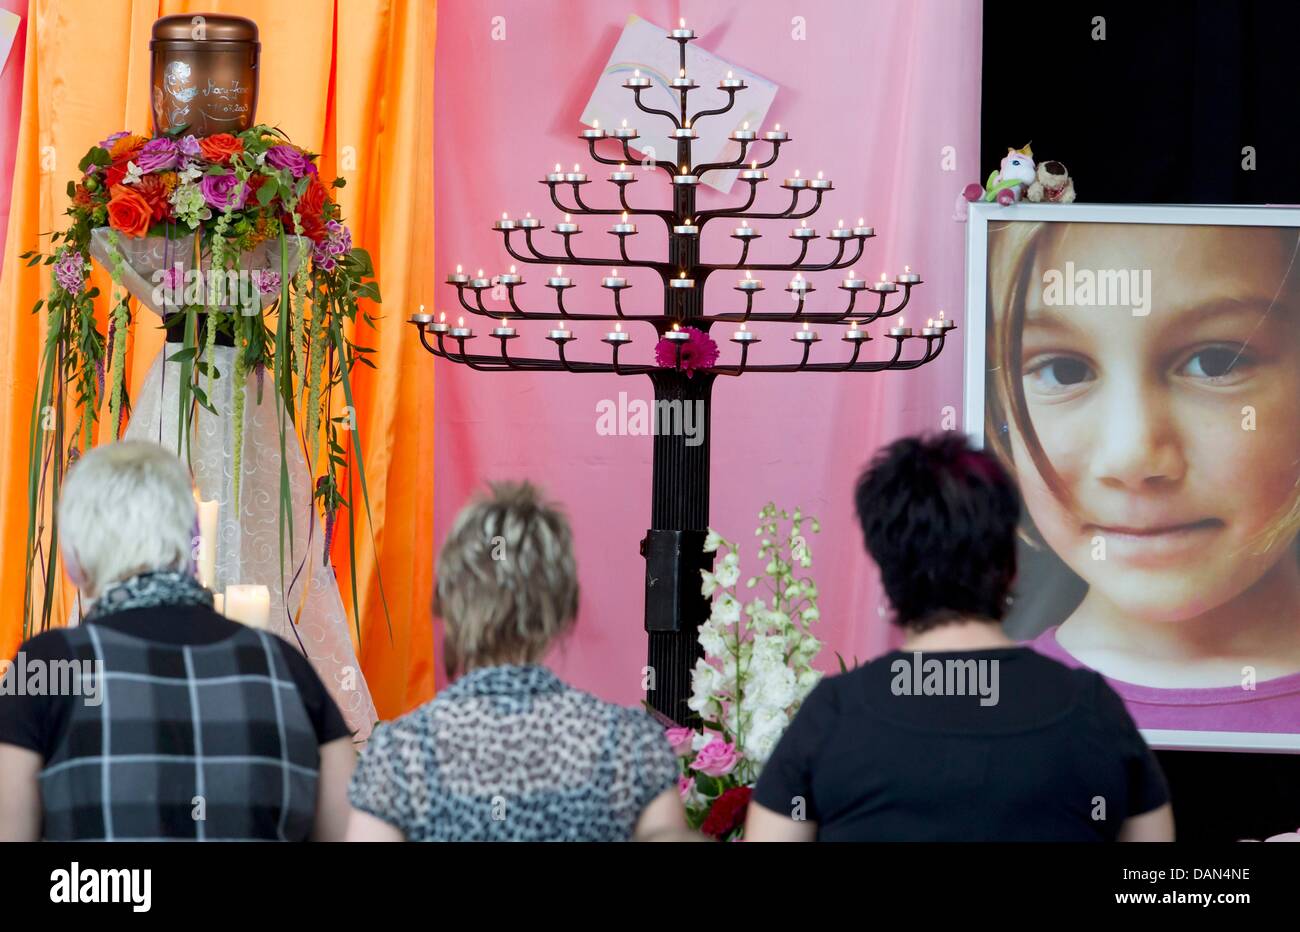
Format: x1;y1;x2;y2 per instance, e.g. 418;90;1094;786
791;220;817;239
889;319;913;337
603;322;631;344
410;303;433;325
843;321;870;343
809;170;832;190
673;174;700;185
429;312;450;334
602;269;628;288
896;265;921;284
493;325;518;338
548;324;576;342
196;497;218;590
828;219;853;240
581;120;606;139
546;162;566;183
609;162;635;182
664;325;691;341
498;265;522;285
671;69;696;89
224;584;270;629
624;70;650;89
519;212;541;229
841;269;866;290
792;321;820;343
869;273;898;294
547;266;572;288
563;163;587;183
671;18;695;38
611;211;637;235
494;212;518;231
612;119;639;139
922;320;943;336
554;214;580;234
788;274;812;293
672;126;698;139
783;169;808;189
720;70;745;89
733;220;760;238
737;271;763;291
936;311;956;330
450;316;474;338
739;166;767;181
765;123;789;141
673;223;699;236
853;217;875;237
470;268;490;289
732;121;756;141
670;272;695;288
731;322;759;343
213;593;224;615
447;264;469;284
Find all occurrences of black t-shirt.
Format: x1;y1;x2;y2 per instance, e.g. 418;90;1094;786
0;605;351;760
753;647;1169;841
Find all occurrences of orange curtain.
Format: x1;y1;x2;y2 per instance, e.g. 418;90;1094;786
0;0;436;718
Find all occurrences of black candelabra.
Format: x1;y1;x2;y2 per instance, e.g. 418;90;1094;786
410;24;954;724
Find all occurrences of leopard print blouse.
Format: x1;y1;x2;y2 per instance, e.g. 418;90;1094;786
348;664;678;841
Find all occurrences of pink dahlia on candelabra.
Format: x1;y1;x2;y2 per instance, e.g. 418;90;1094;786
654;326;718;377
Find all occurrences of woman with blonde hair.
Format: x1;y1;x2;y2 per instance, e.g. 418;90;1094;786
347;481;688;842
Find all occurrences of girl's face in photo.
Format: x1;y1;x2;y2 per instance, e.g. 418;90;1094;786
1009;224;1300;623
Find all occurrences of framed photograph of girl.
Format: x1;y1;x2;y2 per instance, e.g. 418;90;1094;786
964;203;1300;753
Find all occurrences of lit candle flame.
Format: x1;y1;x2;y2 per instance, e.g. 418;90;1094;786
419;303;425;313
727;70;733;79
456;264;462;273
745;269;752;279
680;17;685;28
794;168;801;178
928;319;934;327
905;265;911;273
849;269;856;279
838;218;844;228
610;268;616;277
555;163;561;173
501;211;508;219
622;118;628;127
525;211;532;218
565;213;571;222
619;162;626;170
679;68;686;78
801;219;807;228
858;217;865;226
775;123;781;131
615;321;623;333
751;160;757;170
556;266;563;276
593;119;600;129
673;321;681;330
802;321;810;330
457;317;464;327
742;220;749;227
510;264;516;273
740;322;748;332
880;273;887;281
573;163;580;172
679;271;686;279
938;309;946;320
439;312;446;323
621;211;628;222
743;120;750;130
476;268;484;277
817;170;824;180
633;70;640;79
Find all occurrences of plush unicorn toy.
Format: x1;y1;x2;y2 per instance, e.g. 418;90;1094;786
954;144;1036;220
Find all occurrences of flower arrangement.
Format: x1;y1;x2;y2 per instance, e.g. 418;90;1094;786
18;123;383;637
668;503;824;840
653;326;718;377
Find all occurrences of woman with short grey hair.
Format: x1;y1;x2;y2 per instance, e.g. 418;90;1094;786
0;441;355;841
347;481;689;841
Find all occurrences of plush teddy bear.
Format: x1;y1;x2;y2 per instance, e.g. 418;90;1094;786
1025;159;1076;203
953;144;1036;220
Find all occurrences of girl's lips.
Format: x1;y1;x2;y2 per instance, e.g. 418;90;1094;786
1083;518;1225;567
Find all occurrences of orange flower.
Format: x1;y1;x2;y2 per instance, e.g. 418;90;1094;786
106;184;153;238
108;134;148;163
199;133;244;164
135;174;175;222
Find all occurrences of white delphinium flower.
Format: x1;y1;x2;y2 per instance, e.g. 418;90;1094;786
697;619;726;659
715;550;741;588
711;590;741;626
700;568;719;597
688;658;722;716
704;529;723;552
743;705;790;764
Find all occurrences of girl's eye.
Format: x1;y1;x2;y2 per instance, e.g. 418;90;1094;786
1025;355;1095;394
1180;345;1251;383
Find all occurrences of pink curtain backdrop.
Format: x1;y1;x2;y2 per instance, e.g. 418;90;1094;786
0;0;26;263
432;0;982;700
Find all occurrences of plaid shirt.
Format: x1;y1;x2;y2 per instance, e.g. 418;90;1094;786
39;622;321;841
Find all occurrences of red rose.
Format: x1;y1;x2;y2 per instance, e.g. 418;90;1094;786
700;785;752;840
199;133;244;164
106;184;153;238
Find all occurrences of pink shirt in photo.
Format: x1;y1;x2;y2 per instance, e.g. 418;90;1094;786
1029;626;1300;734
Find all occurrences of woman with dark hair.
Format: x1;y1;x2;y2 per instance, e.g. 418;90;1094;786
745;433;1174;842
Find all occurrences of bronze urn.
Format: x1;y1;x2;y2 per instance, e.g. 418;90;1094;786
150;13;260;137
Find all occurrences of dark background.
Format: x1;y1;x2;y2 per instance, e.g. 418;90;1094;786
982;0;1300;841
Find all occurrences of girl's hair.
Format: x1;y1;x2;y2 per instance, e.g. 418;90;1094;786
985;219;1300;557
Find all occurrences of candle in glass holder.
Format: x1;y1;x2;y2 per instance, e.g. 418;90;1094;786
624;70;650;89
612;211;637;235
602;268;628;289
670;272;695;289
196;497;218;590
547;266;572;288
450;316;474;338
737;270;763;291
841;269;866;290
896;265;921;284
791;219;816;239
732;121;756;141
828;219;853;240
765;123;789;141
224;585;270;629
731;322;759;343
869;273;898;293
783;168;808;189
603;321;631;344
810;170;832;190
554;214;580;234
581;120;606;140
447;264;469;284
853;217;875;237
793;321;820;343
733;220;760;238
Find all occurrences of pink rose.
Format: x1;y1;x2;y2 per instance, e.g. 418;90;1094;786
677;775;695;802
665;727;695;757
690;738;740;777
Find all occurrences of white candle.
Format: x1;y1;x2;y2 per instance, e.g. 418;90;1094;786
196;498;218;590
896;265;921;284
783;169;808;189
828;219;853;240
450;316;474;338
841;269;866;290
548;266;572;288
492;325;518;338
624;70;650;89
765;123;789;141
602;268;628;288
581;120;606;139
791;220;816;239
731;323;759;343
429;313;450;334
498;265;522;285
493;212;518;231
720;70;745;89
810;170;832;190
519;213;541;229
733;220;759;238
843;321;870;343
447;264;469;284
869;273;898;293
737;271;763;291
603;322;631;344
670;273;695;288
224;585;270;629
554;214;580;234
792;322;820;343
